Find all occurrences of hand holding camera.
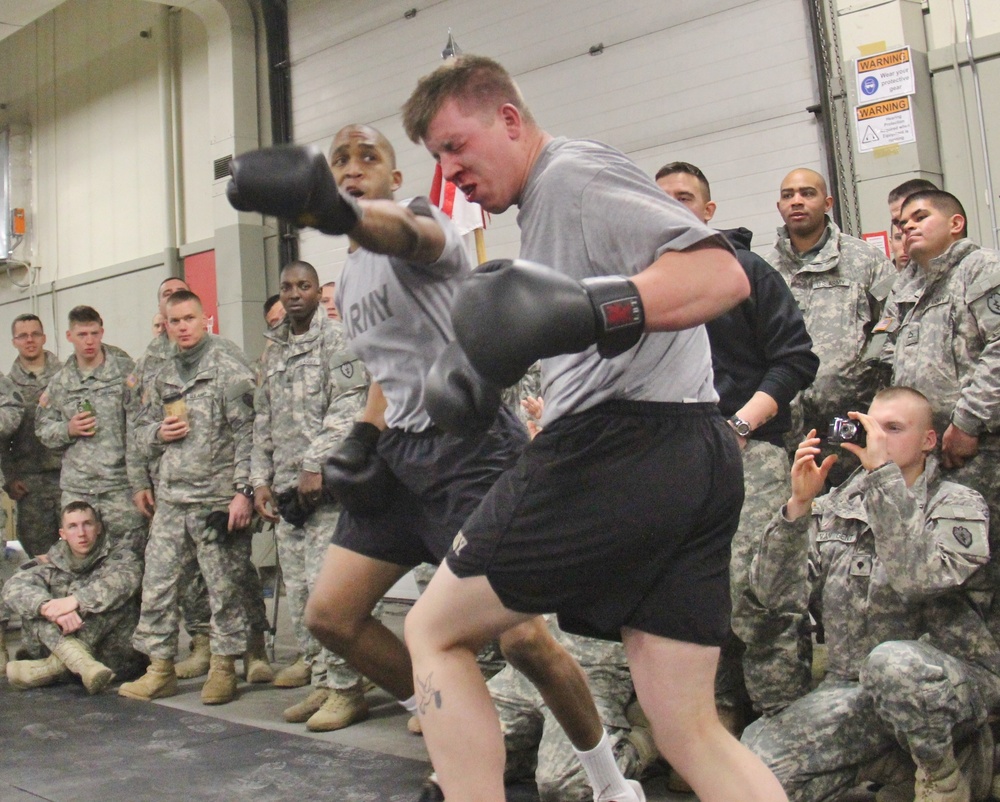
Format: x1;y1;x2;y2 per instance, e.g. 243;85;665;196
828;411;890;473
787;430;837;520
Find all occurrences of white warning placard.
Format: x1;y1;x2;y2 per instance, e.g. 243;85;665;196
855;96;915;153
855;47;915;103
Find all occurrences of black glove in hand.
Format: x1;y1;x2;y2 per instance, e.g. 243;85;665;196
227;145;362;236
275;488;315;528
205;511;231;544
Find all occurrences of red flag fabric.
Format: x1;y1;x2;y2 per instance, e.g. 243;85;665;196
429;163;487;236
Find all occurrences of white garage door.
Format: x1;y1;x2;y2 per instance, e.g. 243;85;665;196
290;0;826;278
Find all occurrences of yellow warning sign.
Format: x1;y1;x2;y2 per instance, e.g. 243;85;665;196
856;97;910;121
857;48;910;73
855;96;915;153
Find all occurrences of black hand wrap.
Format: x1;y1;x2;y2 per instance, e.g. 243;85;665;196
580;276;645;358
323;422;396;516
226;145;362;236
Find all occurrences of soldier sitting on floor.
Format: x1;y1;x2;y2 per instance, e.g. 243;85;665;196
4;500;144;694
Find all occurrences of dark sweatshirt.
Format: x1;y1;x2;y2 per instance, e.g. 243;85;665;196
708;228;819;446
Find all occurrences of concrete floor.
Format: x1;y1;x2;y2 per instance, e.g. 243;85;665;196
2;548;685;801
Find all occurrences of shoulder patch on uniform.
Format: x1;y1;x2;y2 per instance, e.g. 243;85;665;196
952;525;973;548
339;361;355;380
38;391;49;408
986;291;1000;316
126;373;139;388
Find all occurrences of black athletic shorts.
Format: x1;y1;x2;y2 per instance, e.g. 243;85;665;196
333;404;528;567
448;400;743;646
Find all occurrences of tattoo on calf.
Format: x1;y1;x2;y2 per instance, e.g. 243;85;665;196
416;672;443;715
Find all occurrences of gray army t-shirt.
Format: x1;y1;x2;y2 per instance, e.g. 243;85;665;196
517;138;726;425
337;200;472;432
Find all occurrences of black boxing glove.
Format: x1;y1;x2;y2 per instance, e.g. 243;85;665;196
424;342;502;435
322;422;395;515
226;145;362;236
451;259;645;388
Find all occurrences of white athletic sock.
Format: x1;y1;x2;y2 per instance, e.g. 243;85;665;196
399;694;419;714
574;731;637;801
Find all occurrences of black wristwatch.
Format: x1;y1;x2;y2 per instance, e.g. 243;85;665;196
236;484;255;500
728;415;752;437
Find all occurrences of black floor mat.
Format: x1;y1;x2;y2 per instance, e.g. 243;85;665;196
1;682;540;801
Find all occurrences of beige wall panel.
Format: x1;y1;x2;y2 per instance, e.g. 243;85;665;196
291;0;824;275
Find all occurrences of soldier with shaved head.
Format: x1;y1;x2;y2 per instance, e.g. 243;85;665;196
765;169;895;486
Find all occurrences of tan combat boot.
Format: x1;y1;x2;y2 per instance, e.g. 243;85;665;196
201;654;238;705
6;653;71;689
52;638;115;695
118;658;178;700
283;688;329;723
272;655;311;688
914;749;970;802
174;633;211;678
305;686;369;732
243;632;274;684
624;698;661;778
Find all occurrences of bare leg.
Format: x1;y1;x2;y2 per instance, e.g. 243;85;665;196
404;562;535;802
304;544;411;700
499;617;603;749
623;627;788;802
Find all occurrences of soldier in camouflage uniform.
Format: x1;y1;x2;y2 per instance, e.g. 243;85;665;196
120;291;257;706
764;168;895;484
35;306;146;556
4;313;62;558
874;191;1000;592
251;260;370;730
741;387;1000;802
490;615;652;802
126;277;272;683
4;501;143;694
0;369;25;669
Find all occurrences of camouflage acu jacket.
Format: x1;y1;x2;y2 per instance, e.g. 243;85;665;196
765;218;895;425
750;457;998;681
2;532;142;619
876;239;1000;438
250;311;366;494
35;346;135;494
138;335;255;506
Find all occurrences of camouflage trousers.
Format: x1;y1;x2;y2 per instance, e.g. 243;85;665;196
26;597;145;676
132;501;250;659
724;440;812;715
61;488;148;557
742;640;994;802
491;659;639;801
276;505;362;691
15;471;62;557
177;538;269;639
